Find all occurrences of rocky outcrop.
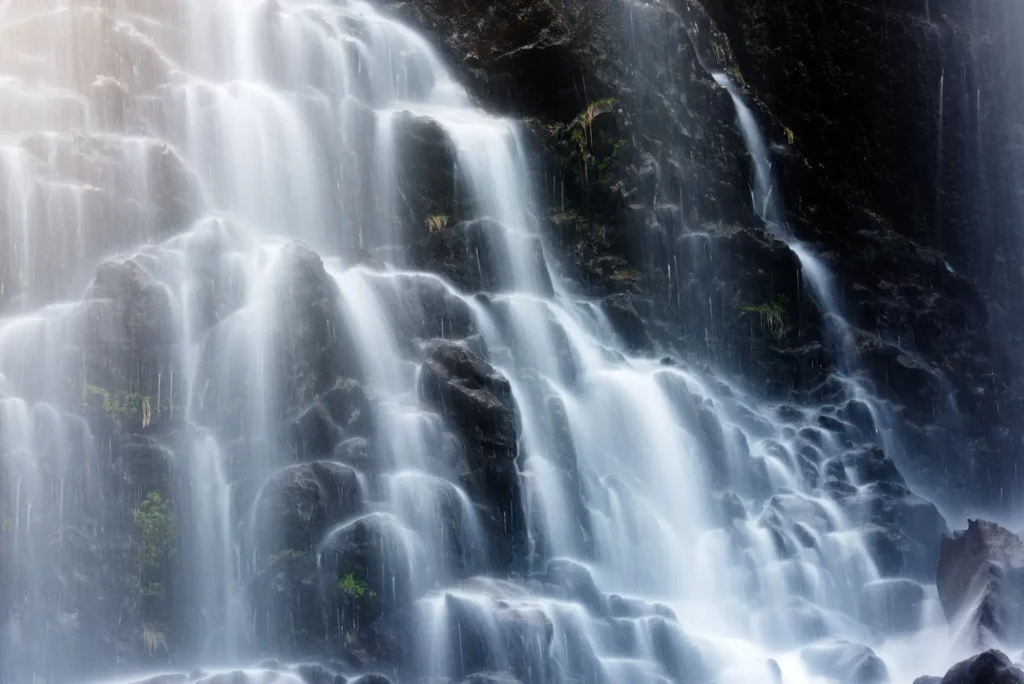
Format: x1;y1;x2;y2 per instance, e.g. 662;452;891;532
388;0;1024;514
937;520;1024;647
914;650;1024;684
270;242;348;410
419;341;527;569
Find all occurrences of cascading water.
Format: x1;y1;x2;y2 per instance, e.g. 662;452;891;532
0;1;1010;684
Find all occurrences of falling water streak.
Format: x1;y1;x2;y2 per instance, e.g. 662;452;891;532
936;69;946;244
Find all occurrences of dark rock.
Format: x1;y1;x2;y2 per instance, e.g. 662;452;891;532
387;111;464;241
384;0;616;120
419;340;526;569
408;217;554;297
801;640;889;684
270;242;348;410
254;461;363;556
927;651;1024;684
600;292;652;354
367;272;475;345
79;258;177;412
319;512;413;613
937;520;1024;647
832;447;948;579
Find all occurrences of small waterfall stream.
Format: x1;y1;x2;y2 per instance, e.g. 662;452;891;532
0;1;1002;683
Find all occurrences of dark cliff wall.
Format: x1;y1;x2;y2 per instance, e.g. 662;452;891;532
386;0;1024;514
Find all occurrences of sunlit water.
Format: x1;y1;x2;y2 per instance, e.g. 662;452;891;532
0;0;1010;683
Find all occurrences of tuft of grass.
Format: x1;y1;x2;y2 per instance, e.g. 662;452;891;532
739;295;788;342
141;623;168;656
425;214;450;233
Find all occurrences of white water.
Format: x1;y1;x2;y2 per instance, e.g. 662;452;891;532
0;1;993;683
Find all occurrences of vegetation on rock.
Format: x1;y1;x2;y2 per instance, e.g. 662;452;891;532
337;572;375;599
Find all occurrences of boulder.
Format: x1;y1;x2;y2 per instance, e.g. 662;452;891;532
801;640;889;684
937;520;1024;647
833;446;948;579
254;461;364;556
419;341;526;569
319;512;413;613
919;650;1024;684
388;111;462;241
79;259;177;408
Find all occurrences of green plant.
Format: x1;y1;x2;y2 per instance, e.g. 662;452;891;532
578;98;616;147
739;296;788;342
425;214;450;233
133;492;175;572
597;138;627;181
83;384;161;427
337;572;374;599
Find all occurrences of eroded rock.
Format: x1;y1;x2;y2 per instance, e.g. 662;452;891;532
937;520;1024;647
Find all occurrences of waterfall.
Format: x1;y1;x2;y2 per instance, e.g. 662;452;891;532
0;1;991;683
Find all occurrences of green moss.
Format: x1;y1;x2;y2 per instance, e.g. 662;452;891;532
267;549;308;567
133;492;175;572
597;138;628;181
726;65;746;88
337;572;374;599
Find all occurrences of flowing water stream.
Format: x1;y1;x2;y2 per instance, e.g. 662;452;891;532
0;1;1006;683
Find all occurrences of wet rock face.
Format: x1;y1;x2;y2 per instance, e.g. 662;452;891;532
419;341;527;569
385;0;616;120
937;520;1024;647
389;0;1024;513
79;258;177;404
407;218;554;297
254;461;364;557
271;243;348;411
